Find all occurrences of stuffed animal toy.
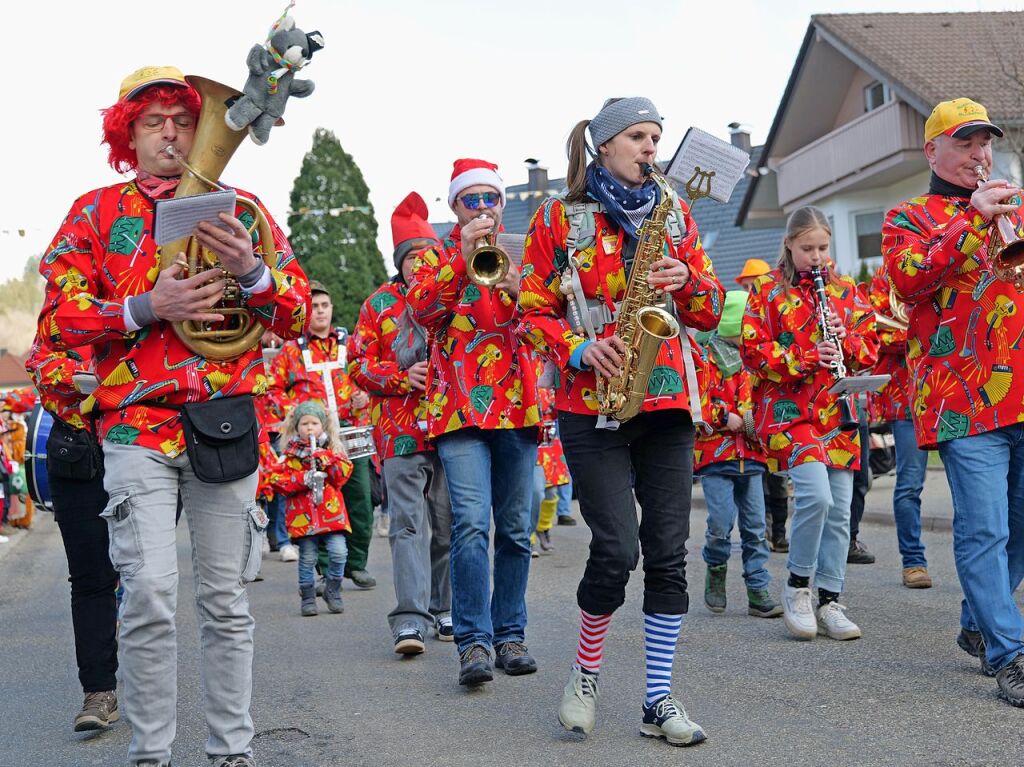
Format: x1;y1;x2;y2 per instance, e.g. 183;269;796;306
225;14;324;145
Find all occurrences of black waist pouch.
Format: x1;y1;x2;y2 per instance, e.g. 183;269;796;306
47;418;103;481
179;396;259;484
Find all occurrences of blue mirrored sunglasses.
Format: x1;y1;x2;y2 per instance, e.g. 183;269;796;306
458;192;501;209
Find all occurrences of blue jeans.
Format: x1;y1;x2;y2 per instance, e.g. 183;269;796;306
938;425;1024;671
268;494;289;548
530;464;546;530
435;427;538;653
297;533;347;587
699;461;771;590
556;480;573;517
892;419;928;568
786;463;854;594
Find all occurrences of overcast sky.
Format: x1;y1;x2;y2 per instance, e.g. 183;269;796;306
2;0;1018;283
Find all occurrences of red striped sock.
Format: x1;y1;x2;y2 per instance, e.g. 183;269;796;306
574;610;612;673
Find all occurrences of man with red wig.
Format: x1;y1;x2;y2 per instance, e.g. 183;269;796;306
36;66;311;767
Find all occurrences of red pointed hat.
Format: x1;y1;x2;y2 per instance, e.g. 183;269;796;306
447;158;504;208
391;192;438;271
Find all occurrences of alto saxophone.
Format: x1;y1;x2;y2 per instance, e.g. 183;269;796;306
597;164;680;422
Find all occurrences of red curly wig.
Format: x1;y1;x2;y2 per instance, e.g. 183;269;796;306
101;84;202;174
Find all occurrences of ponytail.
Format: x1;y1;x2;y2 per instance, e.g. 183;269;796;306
565;119;592;202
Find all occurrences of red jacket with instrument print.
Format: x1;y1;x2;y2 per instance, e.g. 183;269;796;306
693;338;767;473
867;265;913;423
406;226;541;438
537;385;570;487
883;192;1024;449
742;270;878;471
36;180;310;457
269;436;352;539
269;332;370;428
347;279;431;459
25;338;92;431
516;197;724;417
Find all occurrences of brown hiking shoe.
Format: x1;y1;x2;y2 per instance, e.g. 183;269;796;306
74;690;119;731
902;567;932;589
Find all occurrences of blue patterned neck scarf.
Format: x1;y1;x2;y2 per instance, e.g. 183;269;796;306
586;164;661;240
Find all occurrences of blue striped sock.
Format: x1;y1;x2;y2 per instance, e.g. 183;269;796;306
644;612;683;707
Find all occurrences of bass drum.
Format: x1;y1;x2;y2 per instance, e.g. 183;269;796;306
25;404;54;511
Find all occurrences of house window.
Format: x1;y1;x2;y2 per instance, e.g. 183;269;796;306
854;211;884;260
864;81;890;112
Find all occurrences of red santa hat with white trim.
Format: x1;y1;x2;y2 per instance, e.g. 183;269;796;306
447;158;505;209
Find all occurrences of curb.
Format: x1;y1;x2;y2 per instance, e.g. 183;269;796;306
861;510;951;532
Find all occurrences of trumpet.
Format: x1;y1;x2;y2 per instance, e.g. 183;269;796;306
874;286;909;331
974;164;1024;287
465;214;510;288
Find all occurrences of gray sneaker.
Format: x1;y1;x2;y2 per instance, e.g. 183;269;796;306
704;563;727;613
558;666;599;734
74;690;119;731
747;588;784;618
640;695;707;747
211;756;255;767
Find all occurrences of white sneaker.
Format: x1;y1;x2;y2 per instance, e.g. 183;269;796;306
782;584;817;640
261;536;270;555
0;534;8;544
373;510;390;538
279;544;298;562
559;666;600;734
816;601;862;640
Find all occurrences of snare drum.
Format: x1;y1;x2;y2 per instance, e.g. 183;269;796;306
339;425;377;460
25;404;53;511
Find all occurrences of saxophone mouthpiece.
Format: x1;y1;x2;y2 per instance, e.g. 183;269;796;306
639;162;654;177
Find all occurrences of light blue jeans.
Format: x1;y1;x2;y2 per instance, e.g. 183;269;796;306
939;425;1024;671
297;532;347;586
892;419;929;568
435;427;538;653
556;480;573;517
102;443;263;765
699;461;771;590
786;462;854;594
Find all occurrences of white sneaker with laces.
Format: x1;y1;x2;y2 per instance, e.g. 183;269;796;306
279;544;298;562
816;601;862;640
558;666;600;734
783;584;817;640
374;509;390;538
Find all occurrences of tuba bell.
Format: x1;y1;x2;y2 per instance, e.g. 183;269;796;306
974;164;1024;287
159;76;278;361
465;214;510;288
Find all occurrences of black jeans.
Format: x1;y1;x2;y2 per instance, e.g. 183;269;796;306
558;409;694;615
52;469;118;693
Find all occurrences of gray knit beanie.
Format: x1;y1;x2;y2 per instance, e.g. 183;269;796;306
589;97;663;148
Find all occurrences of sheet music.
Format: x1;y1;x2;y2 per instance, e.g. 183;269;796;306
154;190;237;245
495;233;526;267
828;374;891;396
666;127;751;203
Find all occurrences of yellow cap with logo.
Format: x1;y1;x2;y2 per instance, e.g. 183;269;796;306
924;98;1004;142
118;66;188;101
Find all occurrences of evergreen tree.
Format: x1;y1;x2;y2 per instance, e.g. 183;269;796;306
287;128;387;329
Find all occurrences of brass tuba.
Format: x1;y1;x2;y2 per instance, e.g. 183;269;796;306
974;164;1024;287
159;76;278;361
465;214;510;288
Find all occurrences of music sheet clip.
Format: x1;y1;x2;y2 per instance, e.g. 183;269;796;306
154;189;237;245
828;374;891;396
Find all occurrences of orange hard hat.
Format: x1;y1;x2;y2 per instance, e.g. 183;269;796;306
736;258;771;283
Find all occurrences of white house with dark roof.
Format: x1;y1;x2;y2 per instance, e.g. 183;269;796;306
737;11;1024;278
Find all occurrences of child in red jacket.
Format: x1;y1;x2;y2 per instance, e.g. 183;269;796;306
271;400;353;616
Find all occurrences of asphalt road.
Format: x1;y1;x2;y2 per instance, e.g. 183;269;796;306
1;471;1022;767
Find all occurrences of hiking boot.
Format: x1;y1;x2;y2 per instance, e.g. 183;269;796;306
323;577;344;613
558;666;599;735
704;563;727;613
211;756;255;767
434;615;454;642
495;641;538;676
458;643;493;686
394;628;425;656
747;588;784;618
537;529;554;552
957;627;995;675
902;566;932;589
299;584;318;617
640;695;707;747
73;690;119;731
348;569;377;589
770;533;789;553
847;538;876;564
782;584;817;640
816;602;862;640
996;653;1024;707
557;515;577;526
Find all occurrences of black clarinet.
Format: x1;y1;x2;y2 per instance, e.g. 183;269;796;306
811;267;859;432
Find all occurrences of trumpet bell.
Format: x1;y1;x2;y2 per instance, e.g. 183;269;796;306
467;244;509;288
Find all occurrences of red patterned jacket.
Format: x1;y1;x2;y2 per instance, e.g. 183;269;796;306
407;226;541;438
348;279;431;459
883;192;1024;449
866;265;913;423
537;385;570;487
25;338;92;431
742;270;878;471
36;180;310;456
269;436;353;539
517;198;724;416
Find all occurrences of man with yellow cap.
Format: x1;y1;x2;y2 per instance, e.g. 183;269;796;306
883;97;1024;707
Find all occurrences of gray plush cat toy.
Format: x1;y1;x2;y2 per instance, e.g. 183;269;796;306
225;11;324;145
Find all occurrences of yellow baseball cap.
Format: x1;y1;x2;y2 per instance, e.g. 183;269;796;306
924;98;1004;142
118;66;188;101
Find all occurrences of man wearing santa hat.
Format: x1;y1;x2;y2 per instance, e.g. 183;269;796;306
407;159;542;686
348;193;453;657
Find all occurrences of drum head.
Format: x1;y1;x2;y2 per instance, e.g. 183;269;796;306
25;404;53;511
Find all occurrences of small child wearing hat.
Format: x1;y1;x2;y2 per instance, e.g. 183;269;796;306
271;398;353;616
694;290;781;619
